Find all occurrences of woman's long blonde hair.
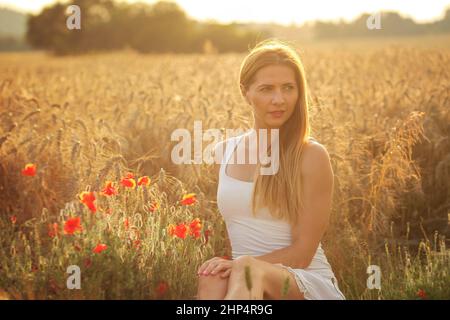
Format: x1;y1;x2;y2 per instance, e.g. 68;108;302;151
239;39;311;226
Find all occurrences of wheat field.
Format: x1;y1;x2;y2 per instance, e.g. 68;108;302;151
0;37;449;299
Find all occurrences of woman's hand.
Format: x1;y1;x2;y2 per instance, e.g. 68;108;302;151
197;257;233;278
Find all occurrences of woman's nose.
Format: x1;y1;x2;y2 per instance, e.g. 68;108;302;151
271;89;285;105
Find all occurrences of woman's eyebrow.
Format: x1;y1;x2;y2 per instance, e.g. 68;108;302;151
257;82;296;88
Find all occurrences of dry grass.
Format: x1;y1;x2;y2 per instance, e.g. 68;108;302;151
0;37;449;299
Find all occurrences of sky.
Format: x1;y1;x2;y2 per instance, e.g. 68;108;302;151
1;0;449;25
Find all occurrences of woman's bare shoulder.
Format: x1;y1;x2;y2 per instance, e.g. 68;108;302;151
300;138;332;177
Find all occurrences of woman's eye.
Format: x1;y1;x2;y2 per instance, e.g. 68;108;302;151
260;86;294;92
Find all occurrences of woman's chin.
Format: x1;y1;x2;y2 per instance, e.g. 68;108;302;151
264;118;286;129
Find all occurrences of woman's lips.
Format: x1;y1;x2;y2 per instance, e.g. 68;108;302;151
269;111;285;118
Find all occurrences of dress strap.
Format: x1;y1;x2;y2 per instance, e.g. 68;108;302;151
224;134;245;165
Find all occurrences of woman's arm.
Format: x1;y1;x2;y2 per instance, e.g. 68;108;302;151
254;142;334;269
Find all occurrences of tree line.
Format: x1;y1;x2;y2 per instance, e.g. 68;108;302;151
24;1;450;54
27;0;270;55
314;10;450;39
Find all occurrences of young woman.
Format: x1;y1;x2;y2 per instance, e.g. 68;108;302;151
196;39;346;300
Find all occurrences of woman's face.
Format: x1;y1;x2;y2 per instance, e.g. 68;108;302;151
242;64;298;129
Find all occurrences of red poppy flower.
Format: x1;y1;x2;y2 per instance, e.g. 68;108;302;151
101;181;118;196
417;289;427;299
175;224;188;239
121;176;136;189
64;217;82;235
79;191;95;203
168;223;188;239
124;218;129;230
138;176;151;186
21;163;36;176
10;215;17;224
189;218;202;239
155;281;169;297
93;243;107;254
79;191;97;213
180;193;197;206
48;222;59;238
125;172;134;179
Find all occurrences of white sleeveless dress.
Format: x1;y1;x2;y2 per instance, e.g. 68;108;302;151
216;130;346;300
